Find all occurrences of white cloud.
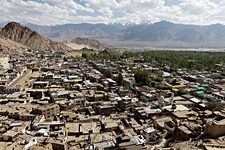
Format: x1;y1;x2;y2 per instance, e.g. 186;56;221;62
0;0;224;25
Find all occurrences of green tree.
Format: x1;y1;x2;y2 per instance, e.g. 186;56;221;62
159;85;172;90
105;68;113;78
134;68;151;85
82;53;88;59
206;101;225;111
117;72;123;86
151;76;163;82
151;81;156;87
178;89;188;95
140;96;148;103
156;71;163;77
63;57;68;62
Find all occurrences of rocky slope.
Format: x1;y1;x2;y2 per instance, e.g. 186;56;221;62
0;22;72;51
65;37;106;50
0;36;27;54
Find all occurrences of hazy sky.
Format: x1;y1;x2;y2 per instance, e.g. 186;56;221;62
1;0;225;25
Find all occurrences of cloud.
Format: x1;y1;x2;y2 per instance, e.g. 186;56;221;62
0;0;225;25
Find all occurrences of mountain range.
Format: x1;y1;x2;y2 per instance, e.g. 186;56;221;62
24;21;225;48
1;21;225;51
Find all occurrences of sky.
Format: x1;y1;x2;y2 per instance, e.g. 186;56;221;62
1;0;225;25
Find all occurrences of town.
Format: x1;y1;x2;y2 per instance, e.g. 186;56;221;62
0;49;225;150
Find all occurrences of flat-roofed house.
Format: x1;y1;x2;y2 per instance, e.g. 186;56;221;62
32;104;60;119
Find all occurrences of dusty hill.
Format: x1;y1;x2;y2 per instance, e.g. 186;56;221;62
64;42;92;50
65;37;106;50
0;36;28;54
0;22;71;51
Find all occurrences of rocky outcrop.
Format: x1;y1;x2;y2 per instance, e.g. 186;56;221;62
0;22;72;51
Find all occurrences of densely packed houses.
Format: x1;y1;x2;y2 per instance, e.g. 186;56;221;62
0;51;225;150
